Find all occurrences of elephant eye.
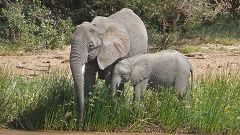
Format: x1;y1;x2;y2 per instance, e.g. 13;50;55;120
88;42;95;49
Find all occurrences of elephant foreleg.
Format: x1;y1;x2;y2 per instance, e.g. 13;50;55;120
104;65;120;98
133;78;148;102
104;65;114;89
112;83;125;98
84;63;97;97
116;83;124;97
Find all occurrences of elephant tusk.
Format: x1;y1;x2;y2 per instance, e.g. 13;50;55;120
81;64;85;74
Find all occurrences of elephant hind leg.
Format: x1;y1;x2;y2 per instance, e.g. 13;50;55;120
174;73;190;97
133;78;148;102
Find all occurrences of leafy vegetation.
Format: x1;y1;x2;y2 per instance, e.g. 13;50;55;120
187;17;240;45
0;0;73;51
1;0;240;52
0;69;239;134
178;45;203;54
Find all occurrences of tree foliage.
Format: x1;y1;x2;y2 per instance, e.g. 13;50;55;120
210;0;240;18
0;0;73;51
0;0;239;51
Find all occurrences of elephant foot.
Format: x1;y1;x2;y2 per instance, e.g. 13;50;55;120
76;122;87;131
76;118;85;131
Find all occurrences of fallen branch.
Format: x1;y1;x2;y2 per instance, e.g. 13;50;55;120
185;53;207;59
35;64;51;67
53;56;65;60
61;59;69;63
186;57;206;59
16;65;49;72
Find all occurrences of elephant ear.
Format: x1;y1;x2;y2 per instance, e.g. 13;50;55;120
130;57;151;85
97;23;130;70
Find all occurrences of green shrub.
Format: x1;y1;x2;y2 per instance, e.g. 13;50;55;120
0;0;73;51
188;73;240;134
1;0;240;52
178;45;203;54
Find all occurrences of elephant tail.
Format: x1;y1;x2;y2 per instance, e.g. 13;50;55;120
190;67;193;96
184;67;193;111
190;68;193;89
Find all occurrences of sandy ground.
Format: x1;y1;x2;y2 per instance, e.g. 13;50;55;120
0;45;239;77
0;46;71;77
188;51;240;77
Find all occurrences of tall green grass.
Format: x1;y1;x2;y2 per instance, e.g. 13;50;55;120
0;69;239;134
188;73;240;134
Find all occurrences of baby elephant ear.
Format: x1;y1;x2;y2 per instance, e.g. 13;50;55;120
130;58;151;85
97;23;130;70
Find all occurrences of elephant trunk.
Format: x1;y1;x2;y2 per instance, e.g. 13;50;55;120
70;39;88;125
111;76;121;97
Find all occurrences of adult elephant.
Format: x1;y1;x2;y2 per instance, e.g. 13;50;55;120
70;8;148;125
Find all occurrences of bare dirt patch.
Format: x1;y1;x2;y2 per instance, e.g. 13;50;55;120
0;46;71;77
0;45;239;78
188;51;240;77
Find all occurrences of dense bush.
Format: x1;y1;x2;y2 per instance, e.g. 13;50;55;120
0;0;73;51
0;0;239;52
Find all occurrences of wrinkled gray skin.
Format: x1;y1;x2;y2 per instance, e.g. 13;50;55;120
70;8;148;125
112;50;193;102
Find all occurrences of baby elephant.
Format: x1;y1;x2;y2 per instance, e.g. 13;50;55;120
111;50;193;101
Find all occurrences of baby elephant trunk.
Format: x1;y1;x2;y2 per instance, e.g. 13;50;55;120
111;76;122;97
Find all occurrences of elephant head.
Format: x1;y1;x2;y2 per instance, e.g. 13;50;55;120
111;55;152;91
70;16;130;124
111;60;132;91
